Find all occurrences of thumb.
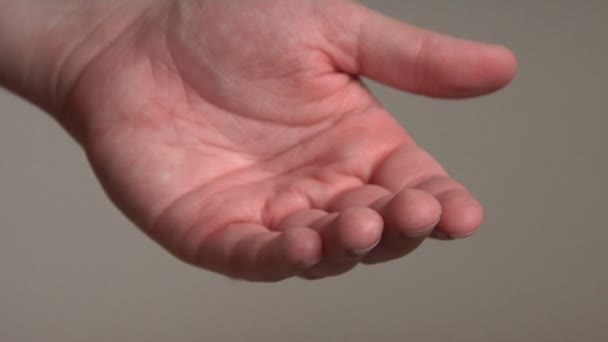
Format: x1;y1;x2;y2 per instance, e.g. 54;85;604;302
324;2;517;98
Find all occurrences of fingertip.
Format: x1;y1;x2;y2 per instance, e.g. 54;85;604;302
477;44;518;94
434;190;484;239
293;208;383;280
497;45;518;78
383;189;442;237
282;227;323;268
336;207;384;255
429;40;518;98
326;1;517;98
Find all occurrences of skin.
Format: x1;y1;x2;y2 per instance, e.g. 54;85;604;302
0;0;517;281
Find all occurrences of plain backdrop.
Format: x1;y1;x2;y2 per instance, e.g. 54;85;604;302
1;1;607;341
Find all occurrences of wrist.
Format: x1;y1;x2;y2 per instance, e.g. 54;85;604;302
0;0;166;116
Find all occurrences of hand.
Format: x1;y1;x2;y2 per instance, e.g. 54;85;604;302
3;0;516;281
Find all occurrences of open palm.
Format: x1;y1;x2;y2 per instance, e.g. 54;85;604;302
62;0;516;281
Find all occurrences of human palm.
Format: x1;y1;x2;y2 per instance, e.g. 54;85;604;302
60;0;516;281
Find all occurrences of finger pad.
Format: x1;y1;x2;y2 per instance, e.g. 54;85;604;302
385;189;442;233
432;42;518;98
436;191;484;237
283;228;322;265
337;207;383;250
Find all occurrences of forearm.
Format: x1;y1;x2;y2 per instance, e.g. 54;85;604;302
0;0;159;115
0;1;62;109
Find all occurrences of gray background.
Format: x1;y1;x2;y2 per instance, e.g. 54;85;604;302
1;1;606;341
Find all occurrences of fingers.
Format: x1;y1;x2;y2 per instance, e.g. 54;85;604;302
415;176;484;239
285;185;441;273
371;144;484;240
191;172;481;281
276;207;383;279
305;207;383;278
328;184;392;212
324;2;517;98
362;188;441;264
195;223;322;282
370;144;448;193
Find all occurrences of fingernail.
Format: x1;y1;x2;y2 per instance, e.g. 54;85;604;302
401;220;440;239
348;238;381;257
431;231;453;240
451;230;477;240
401;229;432;239
300;259;321;268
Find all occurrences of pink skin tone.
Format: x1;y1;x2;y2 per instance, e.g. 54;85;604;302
0;0;516;281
